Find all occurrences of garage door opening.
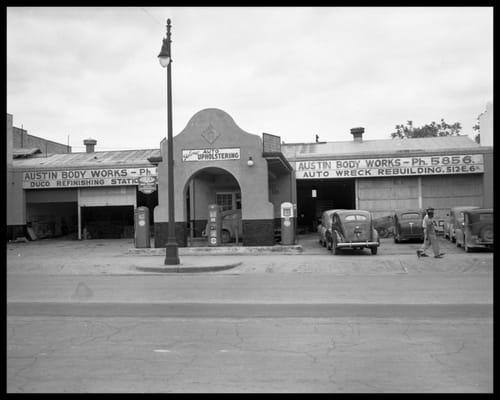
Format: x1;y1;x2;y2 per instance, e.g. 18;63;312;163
26;201;78;239
297;179;355;232
81;205;134;239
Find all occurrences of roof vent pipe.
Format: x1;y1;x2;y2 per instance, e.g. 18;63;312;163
350;127;364;143
83;138;97;153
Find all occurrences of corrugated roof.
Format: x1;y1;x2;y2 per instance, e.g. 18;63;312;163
282;135;483;160
12;149;161;169
12;148;42;158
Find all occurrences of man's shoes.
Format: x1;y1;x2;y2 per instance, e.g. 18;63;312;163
434;254;444;258
417;250;429;258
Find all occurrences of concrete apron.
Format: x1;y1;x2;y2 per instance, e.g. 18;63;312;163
129;245;303;256
132;245;303;273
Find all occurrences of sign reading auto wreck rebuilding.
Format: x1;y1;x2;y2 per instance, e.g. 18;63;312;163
23;167;157;189
182;148;240;162
295;154;484;179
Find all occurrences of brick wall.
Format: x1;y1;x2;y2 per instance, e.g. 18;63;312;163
13;127;71;154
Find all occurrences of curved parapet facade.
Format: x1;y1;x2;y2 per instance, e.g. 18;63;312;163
154;108;275;247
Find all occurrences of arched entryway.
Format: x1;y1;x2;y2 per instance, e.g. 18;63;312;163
184;167;242;245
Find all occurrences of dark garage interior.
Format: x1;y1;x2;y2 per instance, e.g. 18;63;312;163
296;178;355;232
81;205;134;239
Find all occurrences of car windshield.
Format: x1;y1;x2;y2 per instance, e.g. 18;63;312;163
401;213;420;220
344;214;368;222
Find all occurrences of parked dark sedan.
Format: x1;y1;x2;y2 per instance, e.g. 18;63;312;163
455;208;493;252
393;209;425;243
326;209;380;255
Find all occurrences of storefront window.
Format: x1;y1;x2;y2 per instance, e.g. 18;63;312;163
216;193;233;211
216;192;242;211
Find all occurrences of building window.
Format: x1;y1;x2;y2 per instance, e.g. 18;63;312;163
216;193;233;211
216;192;241;211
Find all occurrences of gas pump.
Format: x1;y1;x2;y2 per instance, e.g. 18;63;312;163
207;204;222;246
134;206;150;248
280;202;295;245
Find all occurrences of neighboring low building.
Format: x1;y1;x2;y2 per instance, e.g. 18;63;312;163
7;113;160;241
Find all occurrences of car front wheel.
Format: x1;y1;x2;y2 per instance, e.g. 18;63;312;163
371;246;378;255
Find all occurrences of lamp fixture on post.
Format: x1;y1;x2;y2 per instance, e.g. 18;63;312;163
158;18;179;265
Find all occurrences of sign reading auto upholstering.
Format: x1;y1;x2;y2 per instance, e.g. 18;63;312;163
182;148;240;162
23;167;157;188
295;154;484;179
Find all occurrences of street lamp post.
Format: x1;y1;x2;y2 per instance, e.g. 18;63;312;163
158;18;180;265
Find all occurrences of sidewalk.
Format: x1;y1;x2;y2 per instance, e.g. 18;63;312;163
6;236;493;305
6;235;493;276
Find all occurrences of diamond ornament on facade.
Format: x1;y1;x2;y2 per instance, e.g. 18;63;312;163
201;123;220;145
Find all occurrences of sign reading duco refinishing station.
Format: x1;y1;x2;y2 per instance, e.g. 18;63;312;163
23;167;157;189
295;154;484;179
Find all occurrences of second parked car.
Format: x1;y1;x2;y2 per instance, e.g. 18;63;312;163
326;209;380;255
393;209;425;243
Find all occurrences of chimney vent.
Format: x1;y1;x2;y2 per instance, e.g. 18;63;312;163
350;127;364;142
83;138;97;153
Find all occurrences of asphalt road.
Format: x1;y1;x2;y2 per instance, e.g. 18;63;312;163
7;314;492;393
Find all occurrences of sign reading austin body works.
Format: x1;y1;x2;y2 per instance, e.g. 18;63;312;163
23;167;157;189
295;154;484;179
182;148;240;162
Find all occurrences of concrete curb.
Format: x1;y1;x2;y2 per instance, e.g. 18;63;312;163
128;245;304;256
135;261;242;273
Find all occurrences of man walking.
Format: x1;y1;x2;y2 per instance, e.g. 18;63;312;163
417;207;444;258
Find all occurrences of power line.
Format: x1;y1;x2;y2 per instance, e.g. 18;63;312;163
139;7;164;28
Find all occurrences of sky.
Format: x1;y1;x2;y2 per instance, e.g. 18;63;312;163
7;6;493;152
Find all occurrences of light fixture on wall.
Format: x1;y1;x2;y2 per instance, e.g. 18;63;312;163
247;156;254;167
